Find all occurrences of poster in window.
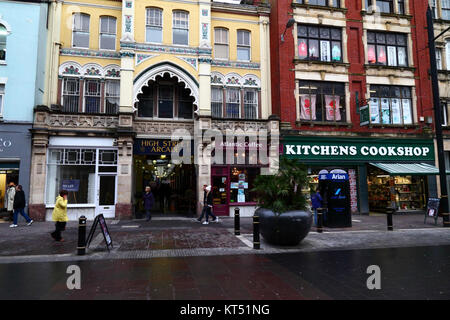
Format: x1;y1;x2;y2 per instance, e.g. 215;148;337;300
300;94;317;120
381;98;391;124
320;40;330;62
298;39;308;59
391;98;401;124
325;95;341;121
368;45;376;64
377;46;387;64
237;189;245;203
309;39;319;60
331;42;341;62
387;46;397;66
398;47;407;66
369;98;380;123
402;99;413;124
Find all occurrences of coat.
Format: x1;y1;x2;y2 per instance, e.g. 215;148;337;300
143;192;154;210
52;196;68;222
311;192;323;209
6;186;15;211
13;190;26;210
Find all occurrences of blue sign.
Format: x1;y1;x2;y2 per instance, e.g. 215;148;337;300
319;173;349;181
62;179;80;192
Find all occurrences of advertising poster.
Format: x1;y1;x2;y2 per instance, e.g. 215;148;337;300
237;189;245;203
300;94;317;120
381;98;391;124
348;169;358;214
391;98;401;124
325;95;341;121
369;98;380;123
402;99;413;124
320;40;330;62
387;46;397;66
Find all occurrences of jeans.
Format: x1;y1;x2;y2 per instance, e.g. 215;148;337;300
51;222;66;241
145;209;152;221
13;208;32;225
313;208;318;226
205;207;217;222
197;207;207;221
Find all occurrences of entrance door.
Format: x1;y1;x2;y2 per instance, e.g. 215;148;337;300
211;167;229;216
96;175;116;218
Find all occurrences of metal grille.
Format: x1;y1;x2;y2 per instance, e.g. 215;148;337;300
84;80;100;113
62;78;80;113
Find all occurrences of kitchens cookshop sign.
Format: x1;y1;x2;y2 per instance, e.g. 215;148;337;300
283;137;435;162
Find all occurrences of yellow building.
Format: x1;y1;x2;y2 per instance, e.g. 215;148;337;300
29;0;277;221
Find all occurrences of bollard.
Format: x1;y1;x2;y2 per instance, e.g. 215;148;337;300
317;208;323;233
253;214;260;250
77;216;87;255
234;207;240;235
386;209;394;231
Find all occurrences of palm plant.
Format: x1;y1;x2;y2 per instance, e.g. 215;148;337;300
252;158;309;214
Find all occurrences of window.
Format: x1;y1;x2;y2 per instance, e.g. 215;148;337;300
84;80;101;113
437;48;443;70
0;24;6;62
446;40;450;70
178;84;193;119
214;28;229;60
237;30;251;61
430;0;438;18
397;0;405;14
100;16;116;50
173;11;189;45
443;0;450;20
137;84;154;117
298;81;345;122
146;8;163;43
105;80;119;114
297;0;327;5
442;102;449;126
229;167;259;203
72;13;90;48
0;84;4;115
377;0;394;13
226;88;240;119
158;85;173;118
211;87;223;118
62;78;80;113
369;85;413;125
367;31;408;67
244;89;257;119
366;0;373;10
297;25;342;62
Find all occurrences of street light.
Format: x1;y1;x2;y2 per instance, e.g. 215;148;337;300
281;18;296;42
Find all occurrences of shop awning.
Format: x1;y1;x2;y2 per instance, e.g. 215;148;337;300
369;163;442;175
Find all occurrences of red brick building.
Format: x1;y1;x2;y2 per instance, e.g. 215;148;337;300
270;0;437;215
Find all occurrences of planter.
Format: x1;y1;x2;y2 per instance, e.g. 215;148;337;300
256;208;312;246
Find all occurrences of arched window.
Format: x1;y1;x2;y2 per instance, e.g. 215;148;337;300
214;28;229;60
99;16;116;50
237;30;251;61
72;13;90;48
146;8;163;43
0;24;7;62
173;11;189;45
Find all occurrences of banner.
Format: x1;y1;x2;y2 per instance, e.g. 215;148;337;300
325;95;341;121
300;94;316;120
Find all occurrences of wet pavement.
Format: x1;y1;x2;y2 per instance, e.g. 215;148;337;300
0;246;448;300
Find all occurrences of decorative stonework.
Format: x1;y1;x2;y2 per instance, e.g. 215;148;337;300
202;23;208;40
133;120;195;136
62;65;80;75
136;53;157;65
212;59;260;69
125;1;132;8
211;72;224;84
59;62;120;80
121;51;135;58
122;42;212;56
84;66;101;76
199;57;212;64
35;112;119;130
125;15;132;33
177;56;198;70
60;48;121;59
105;66;120;78
211;120;269;133
202;9;209;16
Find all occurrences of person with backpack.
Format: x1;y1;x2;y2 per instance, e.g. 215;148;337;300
9;185;33;228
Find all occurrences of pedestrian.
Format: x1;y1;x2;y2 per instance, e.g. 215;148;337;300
51;190;68;242
311;187;323;226
196;184;208;223
9;185;33;228
203;185;219;225
5;182;16;222
143;186;154;221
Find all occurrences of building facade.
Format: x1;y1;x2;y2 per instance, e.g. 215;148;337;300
0;0;48;216
29;0;277;221
270;0;438;214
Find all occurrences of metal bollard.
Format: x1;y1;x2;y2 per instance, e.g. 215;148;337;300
234;207;240;235
317;208;323;233
77;216;87;255
386;209;394;231
253;214;260;250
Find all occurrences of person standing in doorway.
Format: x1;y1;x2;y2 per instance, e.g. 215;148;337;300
143;186;154;221
6;182;16;222
51;190;68;242
9;185;33;228
203;185;219;225
311;187;323;226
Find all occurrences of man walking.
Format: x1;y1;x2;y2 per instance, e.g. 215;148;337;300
9;185;33;228
143;186;154;221
203;185;219;225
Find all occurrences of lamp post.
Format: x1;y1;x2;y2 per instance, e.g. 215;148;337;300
427;7;450;227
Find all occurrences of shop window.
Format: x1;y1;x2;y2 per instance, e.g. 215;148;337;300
367;31;408;67
369;85;413;125
0;24;7;62
214;28;229;60
211;87;223;118
237;30;251;61
226;88;240;119
443;0;450;20
244;89;258;119
146;8;163;43
297;25;342;62
84;79;101;113
229;167;259;204
0;84;4;116
72;13;90;48
105;80;119;114
99;16;116;50
62;78;80;113
298;80;346;122
173;11;189;45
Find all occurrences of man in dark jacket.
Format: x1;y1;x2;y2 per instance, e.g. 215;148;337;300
203;185;219;225
143;186;155;221
9;185;33;228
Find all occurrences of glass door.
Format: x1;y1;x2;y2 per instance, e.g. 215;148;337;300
211;166;229;216
96;175;116;218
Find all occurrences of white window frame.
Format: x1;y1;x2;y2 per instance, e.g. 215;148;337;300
243;88;258;119
214;28;229;60
172;10;189;46
237;30;251;62
146;7;163;44
99;16;116;51
0;23;8;64
72;13;90;49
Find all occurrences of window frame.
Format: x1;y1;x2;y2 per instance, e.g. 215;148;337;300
172;10;189;46
211;86;224;118
367;31;408;67
62;77;80;113
369;85;414;125
0;24;7;63
104;79;120;114
83;79;101;114
146;7;163;44
72;13;90;49
243;88;258;119
99;16;117;51
237;30;251;62
0;83;4;117
443;0;450;20
214;27;229;60
297;24;343;63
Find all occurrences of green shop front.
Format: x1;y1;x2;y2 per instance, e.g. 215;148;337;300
282;136;438;214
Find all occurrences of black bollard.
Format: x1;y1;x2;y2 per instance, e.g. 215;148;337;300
253;214;260;250
234;207;240;235
77;216;87;255
317;208;323;233
387;209;394;231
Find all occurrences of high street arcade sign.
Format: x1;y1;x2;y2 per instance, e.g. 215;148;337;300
282;137;435;162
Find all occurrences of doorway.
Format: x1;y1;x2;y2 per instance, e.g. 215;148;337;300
96;174;116;218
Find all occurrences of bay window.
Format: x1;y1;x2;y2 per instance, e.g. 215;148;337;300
72;13;90;48
173;11;189;45
298;25;342;62
99;16;116;50
146;8;163;43
369;85;413;125
367;31;408;67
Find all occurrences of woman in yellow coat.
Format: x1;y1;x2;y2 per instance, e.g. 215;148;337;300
51;190;68;242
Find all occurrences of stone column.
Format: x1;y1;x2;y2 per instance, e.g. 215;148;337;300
259;6;271;119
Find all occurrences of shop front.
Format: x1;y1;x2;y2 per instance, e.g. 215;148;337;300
283;136;438;215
